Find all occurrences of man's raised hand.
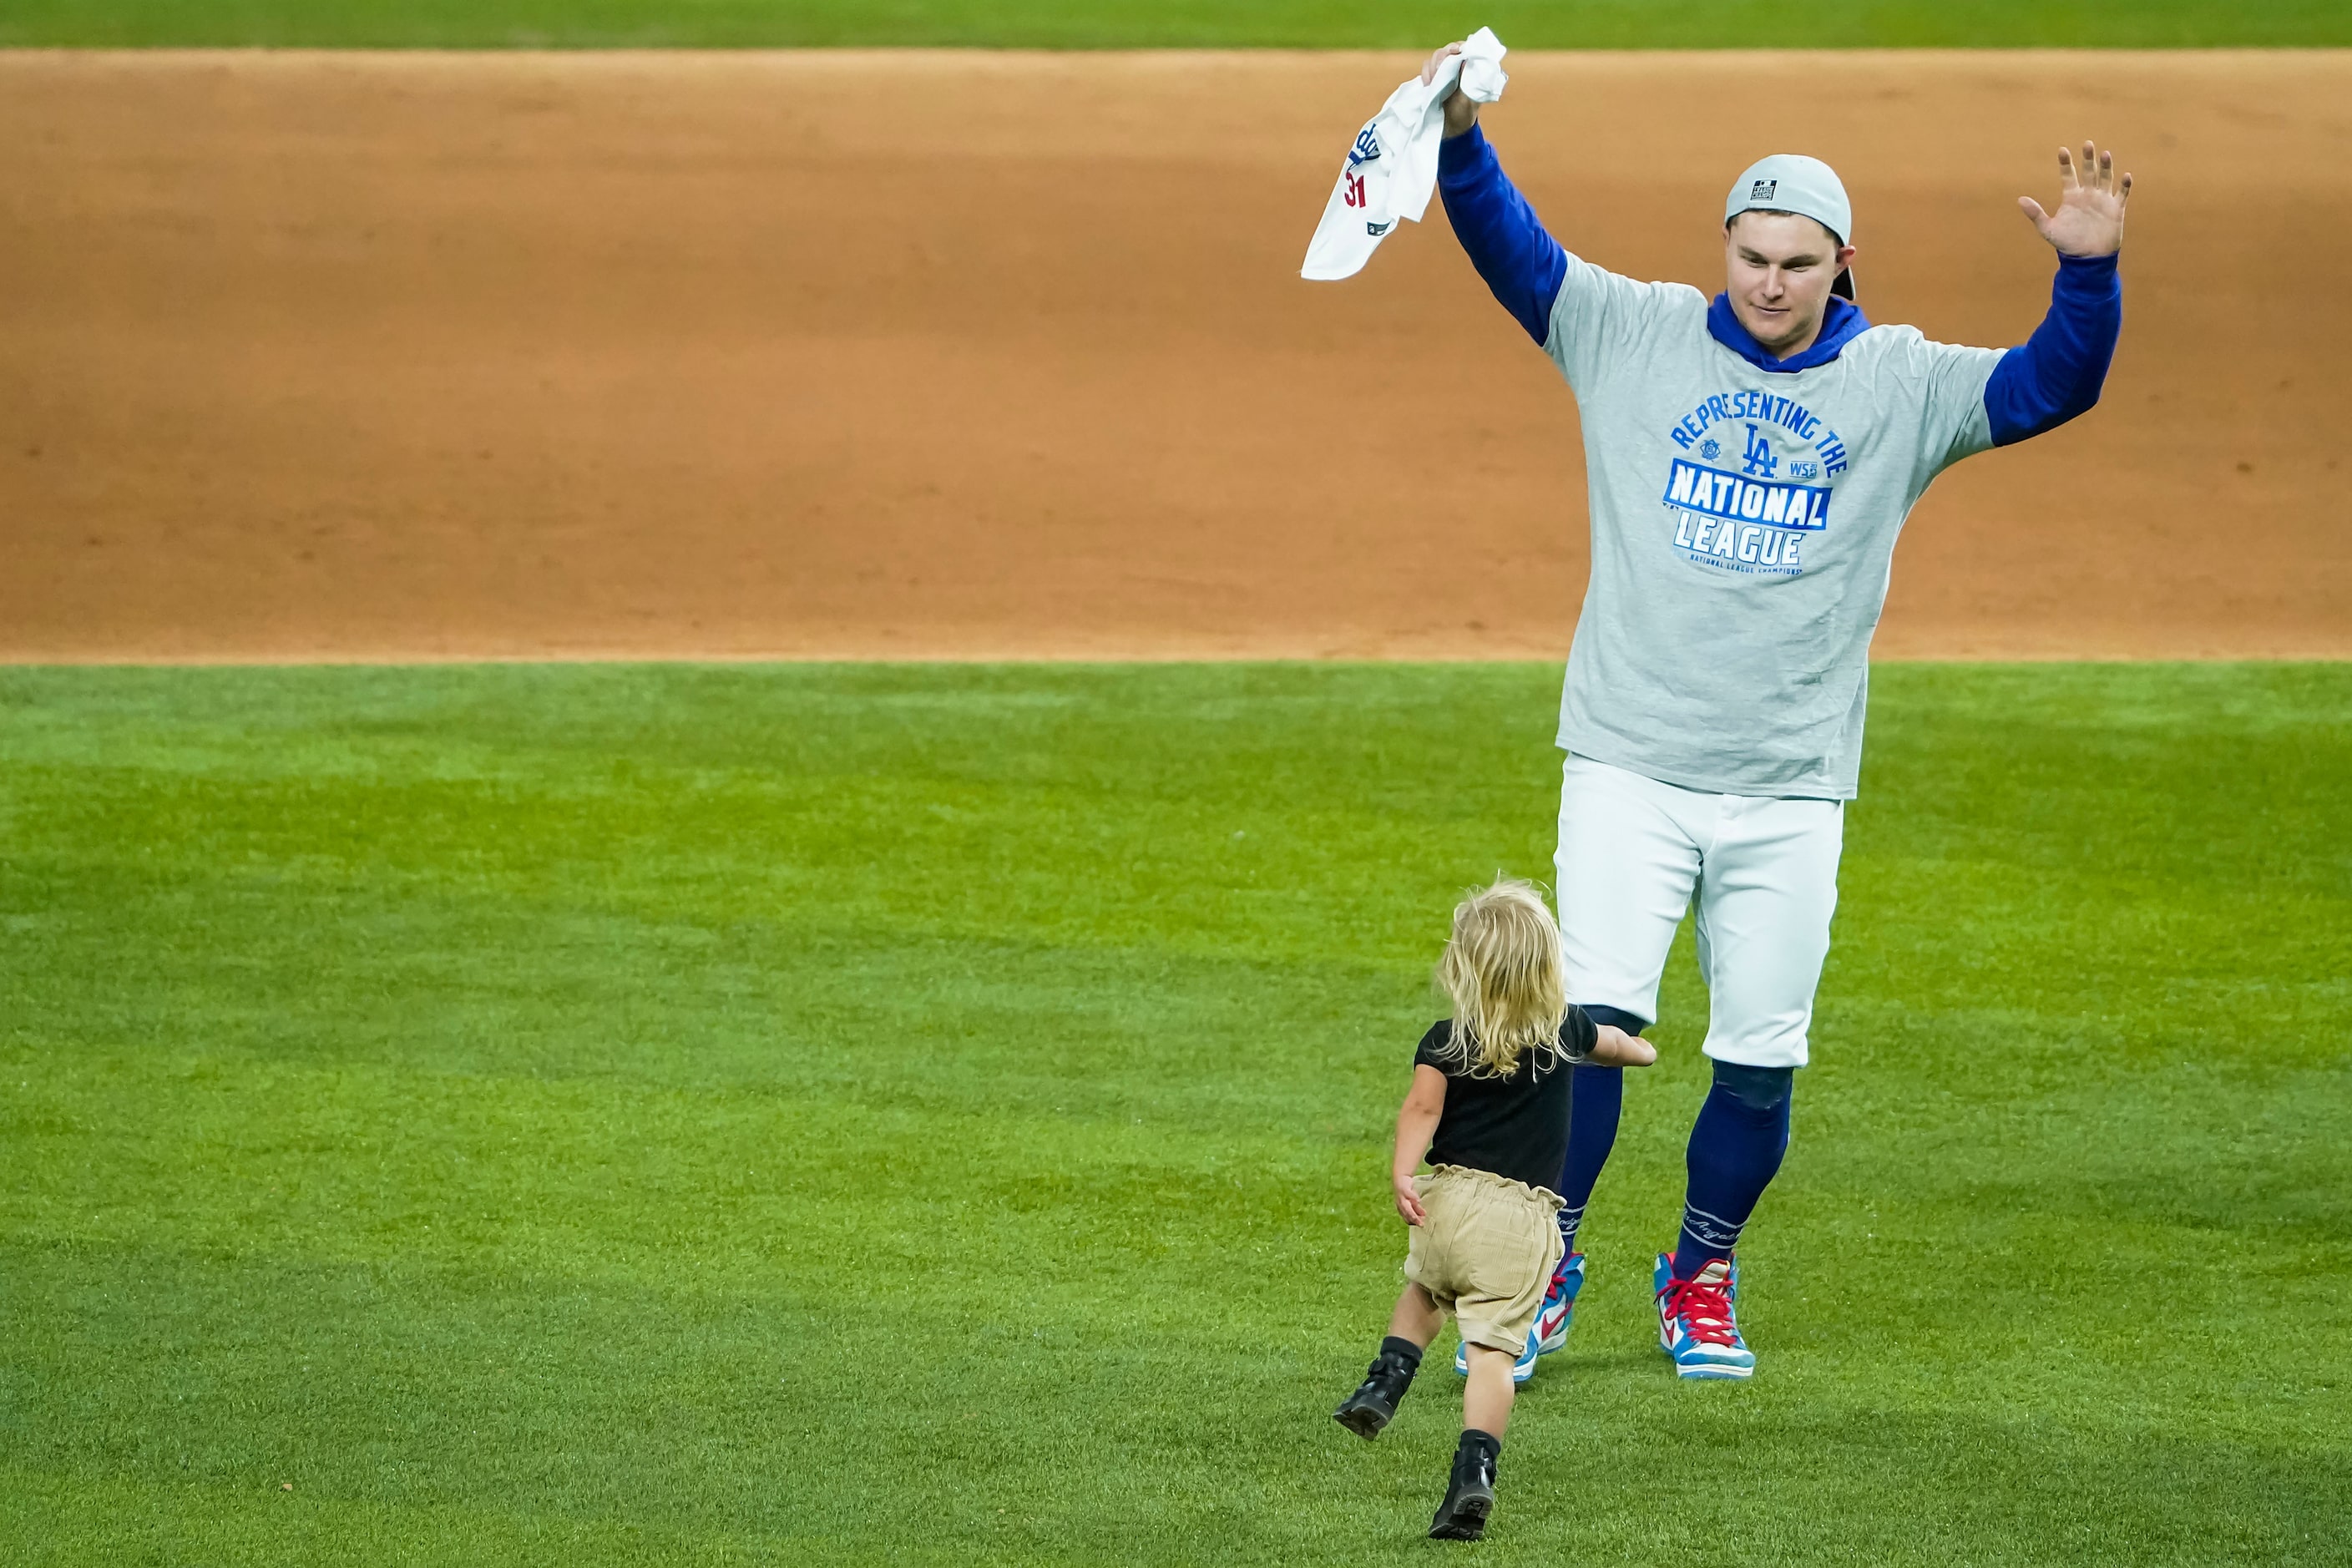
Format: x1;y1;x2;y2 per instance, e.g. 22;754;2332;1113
2019;142;2132;258
1420;41;1481;138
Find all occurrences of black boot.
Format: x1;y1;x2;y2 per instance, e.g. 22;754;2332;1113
1429;1429;1500;1540
1333;1337;1423;1440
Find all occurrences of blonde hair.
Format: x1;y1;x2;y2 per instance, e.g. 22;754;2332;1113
1434;878;1567;1080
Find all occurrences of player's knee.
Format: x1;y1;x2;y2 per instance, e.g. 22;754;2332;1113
1712;1060;1794;1110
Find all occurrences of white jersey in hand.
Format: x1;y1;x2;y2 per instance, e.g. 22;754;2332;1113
1299;28;1508;282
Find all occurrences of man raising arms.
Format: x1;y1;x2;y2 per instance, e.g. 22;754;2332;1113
1418;43;2128;1379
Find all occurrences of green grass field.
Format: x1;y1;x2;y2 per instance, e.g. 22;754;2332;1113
3;0;2349;48
3;661;2347;1564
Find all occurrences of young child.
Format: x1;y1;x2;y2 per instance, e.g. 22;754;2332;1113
1333;878;1655;1540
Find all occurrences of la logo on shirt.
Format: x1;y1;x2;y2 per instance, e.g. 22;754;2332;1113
1661;393;1846;579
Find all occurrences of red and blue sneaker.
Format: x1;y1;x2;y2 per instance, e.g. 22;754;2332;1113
1652;1252;1755;1380
1535;1252;1586;1355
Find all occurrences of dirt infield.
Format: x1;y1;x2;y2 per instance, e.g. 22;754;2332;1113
2;51;2346;662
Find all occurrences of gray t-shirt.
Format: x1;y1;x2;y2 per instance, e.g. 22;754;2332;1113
1545;258;2001;799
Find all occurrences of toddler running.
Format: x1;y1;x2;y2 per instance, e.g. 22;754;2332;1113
1333;878;1655;1540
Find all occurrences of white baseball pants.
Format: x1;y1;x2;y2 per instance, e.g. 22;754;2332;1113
1554;754;1844;1070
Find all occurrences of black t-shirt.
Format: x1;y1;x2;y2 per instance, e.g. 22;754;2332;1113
1413;1010;1597;1196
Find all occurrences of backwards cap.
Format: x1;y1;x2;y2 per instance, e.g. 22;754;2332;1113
1725;154;1856;300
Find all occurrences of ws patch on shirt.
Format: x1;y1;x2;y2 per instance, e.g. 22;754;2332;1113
1662;391;1848;579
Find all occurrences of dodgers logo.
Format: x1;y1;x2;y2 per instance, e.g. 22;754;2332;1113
1670;388;1849;477
1348;125;1383;168
1662;390;1847;579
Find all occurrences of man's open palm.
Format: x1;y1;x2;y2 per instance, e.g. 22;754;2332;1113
2020;142;2132;257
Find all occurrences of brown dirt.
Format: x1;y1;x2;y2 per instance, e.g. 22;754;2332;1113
2;49;2347;663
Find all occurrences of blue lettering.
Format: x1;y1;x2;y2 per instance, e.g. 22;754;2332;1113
1668;392;1840;475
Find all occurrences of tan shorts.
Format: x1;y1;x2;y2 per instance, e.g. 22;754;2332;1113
1402;1165;1566;1355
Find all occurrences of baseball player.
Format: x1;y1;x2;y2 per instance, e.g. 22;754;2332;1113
1416;42;2128;1381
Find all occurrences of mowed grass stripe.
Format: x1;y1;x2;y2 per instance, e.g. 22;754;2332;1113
2;663;2346;1565
5;0;2351;48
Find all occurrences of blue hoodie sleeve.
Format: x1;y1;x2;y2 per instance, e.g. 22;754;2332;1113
1437;124;1569;346
1983;252;2122;446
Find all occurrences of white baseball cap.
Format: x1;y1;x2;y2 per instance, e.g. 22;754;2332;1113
1725;154;1856;299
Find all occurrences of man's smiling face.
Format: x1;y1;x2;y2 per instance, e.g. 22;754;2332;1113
1723;210;1857;357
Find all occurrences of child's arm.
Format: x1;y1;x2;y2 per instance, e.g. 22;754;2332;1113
1392;1065;1448;1225
1587;1024;1658;1068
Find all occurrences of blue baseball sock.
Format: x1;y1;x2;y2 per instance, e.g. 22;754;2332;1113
1672;1060;1793;1280
1553;1006;1645;1259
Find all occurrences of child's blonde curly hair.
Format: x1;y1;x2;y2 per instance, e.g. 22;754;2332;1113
1434;877;1567;1080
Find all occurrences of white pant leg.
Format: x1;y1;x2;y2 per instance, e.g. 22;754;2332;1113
1691;794;1845;1069
1555;756;1706;1026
